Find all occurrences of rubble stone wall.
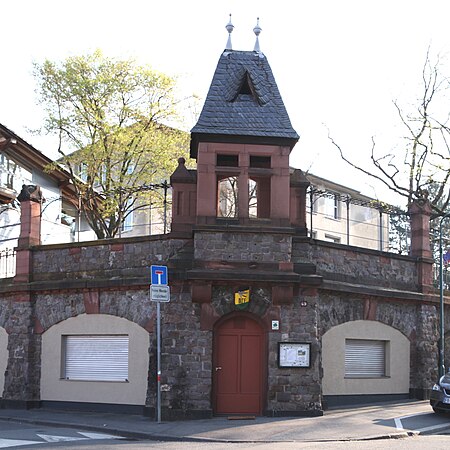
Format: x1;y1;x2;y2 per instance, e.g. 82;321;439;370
294;240;417;289
267;290;321;415
31;237;188;281
194;231;292;262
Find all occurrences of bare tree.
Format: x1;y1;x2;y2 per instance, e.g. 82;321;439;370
330;50;450;219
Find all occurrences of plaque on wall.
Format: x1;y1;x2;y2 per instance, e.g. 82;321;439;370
278;342;311;368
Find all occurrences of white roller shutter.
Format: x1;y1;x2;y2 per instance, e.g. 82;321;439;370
64;335;129;381
345;339;385;377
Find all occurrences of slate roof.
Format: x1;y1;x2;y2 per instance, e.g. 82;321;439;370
190;50;299;157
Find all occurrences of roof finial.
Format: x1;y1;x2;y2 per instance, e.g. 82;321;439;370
225;14;234;50
253;17;262;52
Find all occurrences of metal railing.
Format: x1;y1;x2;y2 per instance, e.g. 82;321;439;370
307;187;410;254
0;247;16;278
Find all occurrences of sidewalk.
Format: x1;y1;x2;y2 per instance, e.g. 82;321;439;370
0;400;438;443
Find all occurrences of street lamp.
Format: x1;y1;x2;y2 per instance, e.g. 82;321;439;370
438;212;450;377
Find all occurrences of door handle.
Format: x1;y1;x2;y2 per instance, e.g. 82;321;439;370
215;366;222;371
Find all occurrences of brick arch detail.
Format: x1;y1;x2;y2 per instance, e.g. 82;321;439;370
317;294;419;341
34;288;154;334
212;310;271;333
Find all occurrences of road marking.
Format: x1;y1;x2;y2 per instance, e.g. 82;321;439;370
396;412;431;421
394;418;404;430
78;431;123;439
0;438;40;448
394;411;450;434
37;434;88;443
415;423;450;433
394;411;434;429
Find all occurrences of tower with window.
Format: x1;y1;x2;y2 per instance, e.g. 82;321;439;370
171;21;308;232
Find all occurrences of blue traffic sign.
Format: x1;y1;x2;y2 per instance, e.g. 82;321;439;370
151;265;168;285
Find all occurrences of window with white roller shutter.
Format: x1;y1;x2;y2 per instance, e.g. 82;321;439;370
63;335;129;382
345;339;386;378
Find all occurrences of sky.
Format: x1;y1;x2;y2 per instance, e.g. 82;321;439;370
2;0;450;207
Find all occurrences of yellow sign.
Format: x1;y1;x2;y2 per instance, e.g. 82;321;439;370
234;288;250;309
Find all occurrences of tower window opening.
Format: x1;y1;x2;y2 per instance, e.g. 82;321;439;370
250;155;271;169
217;176;238;218
249;179;258;218
217;154;239;167
248;177;270;219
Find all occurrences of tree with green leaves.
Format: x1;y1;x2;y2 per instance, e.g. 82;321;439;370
34;50;190;239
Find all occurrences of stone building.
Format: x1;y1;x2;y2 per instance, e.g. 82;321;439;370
0;28;447;419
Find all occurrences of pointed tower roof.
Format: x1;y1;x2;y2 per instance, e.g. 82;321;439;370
190;47;299;158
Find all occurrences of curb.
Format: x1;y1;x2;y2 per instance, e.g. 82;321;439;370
0;415;419;443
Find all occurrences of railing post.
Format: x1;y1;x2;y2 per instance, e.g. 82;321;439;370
163;180;168;234
379;209;383;251
309;188;314;238
438;212;450;377
346;196;350;245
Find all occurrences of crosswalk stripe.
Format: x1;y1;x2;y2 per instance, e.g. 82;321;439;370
0;438;41;448
78;431;123;439
36;434;88;443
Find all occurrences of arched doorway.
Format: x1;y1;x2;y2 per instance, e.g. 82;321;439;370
213;313;266;415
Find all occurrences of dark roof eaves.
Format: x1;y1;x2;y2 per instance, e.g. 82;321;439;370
0;122;72;183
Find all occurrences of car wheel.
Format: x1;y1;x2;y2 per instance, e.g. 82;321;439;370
432;406;445;414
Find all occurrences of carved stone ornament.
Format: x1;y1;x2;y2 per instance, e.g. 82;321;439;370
17;184;43;203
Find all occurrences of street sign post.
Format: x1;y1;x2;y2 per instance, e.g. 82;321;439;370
150;265;169;424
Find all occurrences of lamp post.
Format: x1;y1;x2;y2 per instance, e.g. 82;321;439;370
438;212;450;377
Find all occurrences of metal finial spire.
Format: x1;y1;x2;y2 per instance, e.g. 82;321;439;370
253;17;262;52
225;14;234;50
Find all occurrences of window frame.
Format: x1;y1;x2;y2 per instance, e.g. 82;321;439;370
324;234;341;244
62;334;129;382
345;338;387;378
324;192;340;219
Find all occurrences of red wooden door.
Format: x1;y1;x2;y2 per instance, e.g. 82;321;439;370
213;315;265;415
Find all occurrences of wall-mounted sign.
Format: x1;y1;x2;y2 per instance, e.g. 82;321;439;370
278;342;311;368
271;320;280;330
234;287;250;310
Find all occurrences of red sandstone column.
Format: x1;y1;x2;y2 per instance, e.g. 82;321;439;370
289;169;310;231
408;198;433;293
170;158;197;234
270;147;290;224
14;185;42;283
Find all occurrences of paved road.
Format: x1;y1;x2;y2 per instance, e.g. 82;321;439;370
0;421;127;449
5;435;450;450
0;401;448;448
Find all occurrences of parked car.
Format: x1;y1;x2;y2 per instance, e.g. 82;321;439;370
430;370;450;413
